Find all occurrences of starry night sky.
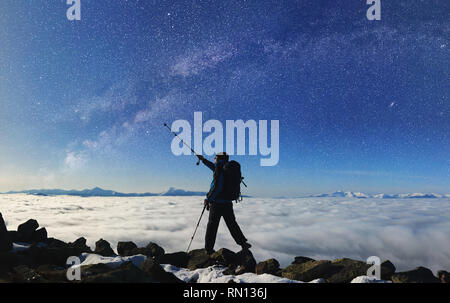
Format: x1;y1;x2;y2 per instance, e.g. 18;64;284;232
0;0;449;196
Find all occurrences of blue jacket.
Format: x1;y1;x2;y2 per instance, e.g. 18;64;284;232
202;159;231;203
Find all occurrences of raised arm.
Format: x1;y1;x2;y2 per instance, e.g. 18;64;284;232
197;155;215;172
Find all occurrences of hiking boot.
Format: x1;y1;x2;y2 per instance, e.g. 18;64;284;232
240;242;252;250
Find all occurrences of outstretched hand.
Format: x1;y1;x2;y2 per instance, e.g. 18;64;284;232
197;155;205;161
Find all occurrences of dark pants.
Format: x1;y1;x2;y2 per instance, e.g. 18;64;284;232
205;202;247;252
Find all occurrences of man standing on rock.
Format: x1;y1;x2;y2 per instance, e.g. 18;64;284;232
197;152;251;255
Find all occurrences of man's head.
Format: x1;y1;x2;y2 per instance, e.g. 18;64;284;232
214;152;229;163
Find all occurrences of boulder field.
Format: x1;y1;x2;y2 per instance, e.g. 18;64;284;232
0;213;447;283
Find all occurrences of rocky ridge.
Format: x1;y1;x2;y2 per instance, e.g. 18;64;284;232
0;213;448;283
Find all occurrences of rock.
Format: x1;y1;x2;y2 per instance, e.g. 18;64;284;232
120;242;166;258
234;249;257;275
12;265;49;283
326;258;372;283
223;250;256;275
13;236;91;268
94;239;116;257
282;257;395;283
210;248;237;267
120;247;145;257
17;219;39;243
69;237;91;252
380;260;396;280
437;270;450;283
80;263;112;279
7;231;19;243
140;258;183;283
0;251;19;272
392;267;439;283
282;260;337;282
292;256;315;265
282;257;394;283
256;259;280;275
35;264;67;282
45;237;68;248
0;213;8;232
32;228;47;243
20;246;74;267
145;242;165;258
0;213;13;252
17;238;92;266
187;249;215;270
82;262;154;283
15;252;34;267
157;252;189;268
117;241;138;256
18;219;40;233
15;237;92;267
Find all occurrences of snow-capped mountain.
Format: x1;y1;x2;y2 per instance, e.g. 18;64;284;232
1;187;205;197
310;191;448;199
373;193;445;199
310;191;369;198
2;188;448;199
158;187;206;196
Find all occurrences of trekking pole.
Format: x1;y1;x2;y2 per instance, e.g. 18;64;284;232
164;123;248;185
186;203;207;252
241;177;248;188
163;123;201;165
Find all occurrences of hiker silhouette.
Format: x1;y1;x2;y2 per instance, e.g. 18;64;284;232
197;152;251;254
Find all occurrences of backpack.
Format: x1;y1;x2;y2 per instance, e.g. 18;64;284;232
222;160;242;202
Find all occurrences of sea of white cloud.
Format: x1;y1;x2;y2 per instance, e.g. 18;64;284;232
1;194;449;274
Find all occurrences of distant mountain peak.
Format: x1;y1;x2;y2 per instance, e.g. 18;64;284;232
1;187;206;197
159;188;206;196
309;191;448;199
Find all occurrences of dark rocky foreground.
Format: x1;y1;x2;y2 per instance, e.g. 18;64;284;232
0;213;449;283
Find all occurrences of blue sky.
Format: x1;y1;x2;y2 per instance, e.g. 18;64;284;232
0;0;449;197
